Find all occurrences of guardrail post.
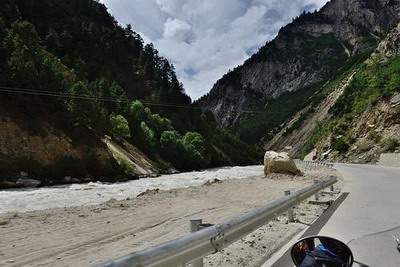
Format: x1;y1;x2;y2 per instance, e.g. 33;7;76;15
189;219;204;267
284;190;294;222
313;180;320;201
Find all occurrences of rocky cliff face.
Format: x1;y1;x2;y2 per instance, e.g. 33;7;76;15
199;0;400;128
374;22;400;57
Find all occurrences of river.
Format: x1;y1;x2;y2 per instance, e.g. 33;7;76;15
0;165;263;214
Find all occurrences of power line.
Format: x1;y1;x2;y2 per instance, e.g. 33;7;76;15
0;85;190;101
0;86;202;109
0;85;284;114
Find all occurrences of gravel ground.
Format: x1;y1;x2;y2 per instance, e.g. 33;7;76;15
0;168;341;267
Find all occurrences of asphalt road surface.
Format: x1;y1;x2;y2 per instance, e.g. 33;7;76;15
271;164;400;267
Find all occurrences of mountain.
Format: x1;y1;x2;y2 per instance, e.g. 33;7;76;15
308;21;400;163
0;0;261;188
198;0;400;145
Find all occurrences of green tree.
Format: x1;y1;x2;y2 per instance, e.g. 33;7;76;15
148;113;173;138
183;132;205;154
160;130;184;166
68;81;108;131
127;101;147;128
4;21;41;86
140;121;156;148
110;114;130;138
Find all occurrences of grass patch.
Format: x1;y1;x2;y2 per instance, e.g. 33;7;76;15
380;137;400;153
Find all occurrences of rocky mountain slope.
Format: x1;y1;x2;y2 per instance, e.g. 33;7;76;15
265;69;358;156
267;20;400;162
199;0;400;145
312;22;400;163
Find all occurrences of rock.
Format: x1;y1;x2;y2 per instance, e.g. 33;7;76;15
322;149;332;157
15;178;41;188
264;151;303;176
0;180;17;189
304;149;317;161
137;189;160;197
204;179;222;186
19;171;29;178
283;146;293;153
167;168;179;174
0;219;10;226
71;178;81;183
83;176;92;182
391;93;400;105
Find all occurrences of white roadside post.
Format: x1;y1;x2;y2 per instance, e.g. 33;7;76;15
330;176;335;192
284;190;294;222
314;180;320;201
189;219;204;267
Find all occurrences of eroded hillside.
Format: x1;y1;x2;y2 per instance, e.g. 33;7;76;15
268;22;400;162
313;23;400;163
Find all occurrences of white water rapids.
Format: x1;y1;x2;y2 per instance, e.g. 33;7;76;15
0;165;263;214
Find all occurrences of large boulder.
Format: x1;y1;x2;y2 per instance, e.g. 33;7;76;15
304;149;317;161
0;179;17;189
264;151;302;176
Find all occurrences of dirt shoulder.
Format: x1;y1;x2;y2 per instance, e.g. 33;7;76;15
0;170;340;267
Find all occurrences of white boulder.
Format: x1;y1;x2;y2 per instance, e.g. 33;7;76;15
264;151;302;176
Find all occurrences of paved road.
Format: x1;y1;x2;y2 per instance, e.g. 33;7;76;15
271;164;400;266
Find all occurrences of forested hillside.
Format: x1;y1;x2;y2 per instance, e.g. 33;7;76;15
0;0;261;187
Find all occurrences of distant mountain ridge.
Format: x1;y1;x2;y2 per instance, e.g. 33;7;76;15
201;0;400;162
198;0;400;130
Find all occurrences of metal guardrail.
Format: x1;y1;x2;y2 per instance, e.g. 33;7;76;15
99;176;338;267
294;159;334;170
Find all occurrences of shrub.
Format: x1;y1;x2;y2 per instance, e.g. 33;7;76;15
160;130;185;166
368;131;382;143
127;100;148;133
357;140;372;152
160;131;208;170
302;122;332;157
380;138;400;152
333;137;350;153
139;121;156;148
148;113;173;138
109;113;130;138
183;132;205;154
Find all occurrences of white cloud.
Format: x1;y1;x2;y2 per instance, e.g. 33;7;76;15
100;0;329;99
163;18;193;43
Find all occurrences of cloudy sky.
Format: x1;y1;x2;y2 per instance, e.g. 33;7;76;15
100;0;328;99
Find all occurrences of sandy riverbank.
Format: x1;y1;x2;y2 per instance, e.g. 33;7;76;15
0;169;340;267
